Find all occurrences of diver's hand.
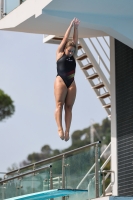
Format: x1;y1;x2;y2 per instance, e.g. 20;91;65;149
74;18;80;28
70;18;76;27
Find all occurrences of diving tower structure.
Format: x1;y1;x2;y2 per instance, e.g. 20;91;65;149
0;0;133;198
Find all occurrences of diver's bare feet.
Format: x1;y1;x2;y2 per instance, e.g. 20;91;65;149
65;131;69;141
58;129;64;140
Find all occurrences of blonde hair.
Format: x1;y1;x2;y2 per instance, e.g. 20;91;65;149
64;41;77;58
64;41;76;49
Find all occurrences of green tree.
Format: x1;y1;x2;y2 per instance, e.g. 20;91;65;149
41;145;52;156
27;152;46;163
0;89;15;121
8;118;111;169
7;163;18;172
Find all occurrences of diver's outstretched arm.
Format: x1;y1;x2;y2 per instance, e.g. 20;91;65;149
56;19;75;55
73;18;80;45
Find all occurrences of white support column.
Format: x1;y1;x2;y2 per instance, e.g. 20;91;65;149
110;37;118;195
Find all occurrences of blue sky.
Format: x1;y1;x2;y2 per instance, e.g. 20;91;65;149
0;30;107;173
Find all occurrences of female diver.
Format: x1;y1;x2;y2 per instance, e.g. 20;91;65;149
54;18;80;141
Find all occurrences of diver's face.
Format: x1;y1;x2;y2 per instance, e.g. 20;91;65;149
65;46;75;57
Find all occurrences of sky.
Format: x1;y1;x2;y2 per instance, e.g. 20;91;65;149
0;30;107;174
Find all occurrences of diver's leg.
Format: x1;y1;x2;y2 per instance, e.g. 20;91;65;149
54;76;67;140
64;81;76;141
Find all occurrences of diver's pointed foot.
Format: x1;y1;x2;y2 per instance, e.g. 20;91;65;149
58;129;64;140
65;131;70;142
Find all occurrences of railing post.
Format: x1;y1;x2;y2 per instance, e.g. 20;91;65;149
1;0;7;17
0;0;3;19
32;175;34;193
102;172;106;196
62;154;65;189
3;0;6;16
0;0;1;19
95;144;99;198
2;183;5;200
101;170;115;197
50;165;53;200
62;154;65;200
50;165;53;190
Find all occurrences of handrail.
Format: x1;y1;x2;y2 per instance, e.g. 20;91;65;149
76;142;111;189
101;170;115;196
103;37;110;48
0;0;26;19
96;38;110;61
5;141;101;176
0;0;3;19
89;38;110;74
100;142;111;159
101;155;111;171
79;38;110;93
0;165;52;184
0;141;101;200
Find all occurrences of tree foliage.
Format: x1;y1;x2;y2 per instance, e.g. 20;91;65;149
8;117;110;170
0;89;15;121
7;118;111;188
6;118;111;172
7;163;18;172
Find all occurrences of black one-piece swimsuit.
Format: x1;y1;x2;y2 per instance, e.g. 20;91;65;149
57;54;76;88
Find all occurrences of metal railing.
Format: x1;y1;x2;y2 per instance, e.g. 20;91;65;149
0;0;3;19
0;166;52;185
0;0;26;19
4;141;100;177
76;142;113;199
77;37;111;116
77;142;111;189
0;141;101;200
101;170;115;196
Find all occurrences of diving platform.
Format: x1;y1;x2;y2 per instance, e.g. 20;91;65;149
4;189;88;200
4;191;133;200
96;198;133;200
0;0;133;48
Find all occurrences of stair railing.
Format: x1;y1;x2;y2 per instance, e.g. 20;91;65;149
0;0;3;19
89;37;110;76
0;0;26;18
78;38;110;93
78;43;110;97
77;38;111;116
76;142;111;195
101;170;115;196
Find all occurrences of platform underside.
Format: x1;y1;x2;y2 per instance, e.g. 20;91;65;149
0;0;133;48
